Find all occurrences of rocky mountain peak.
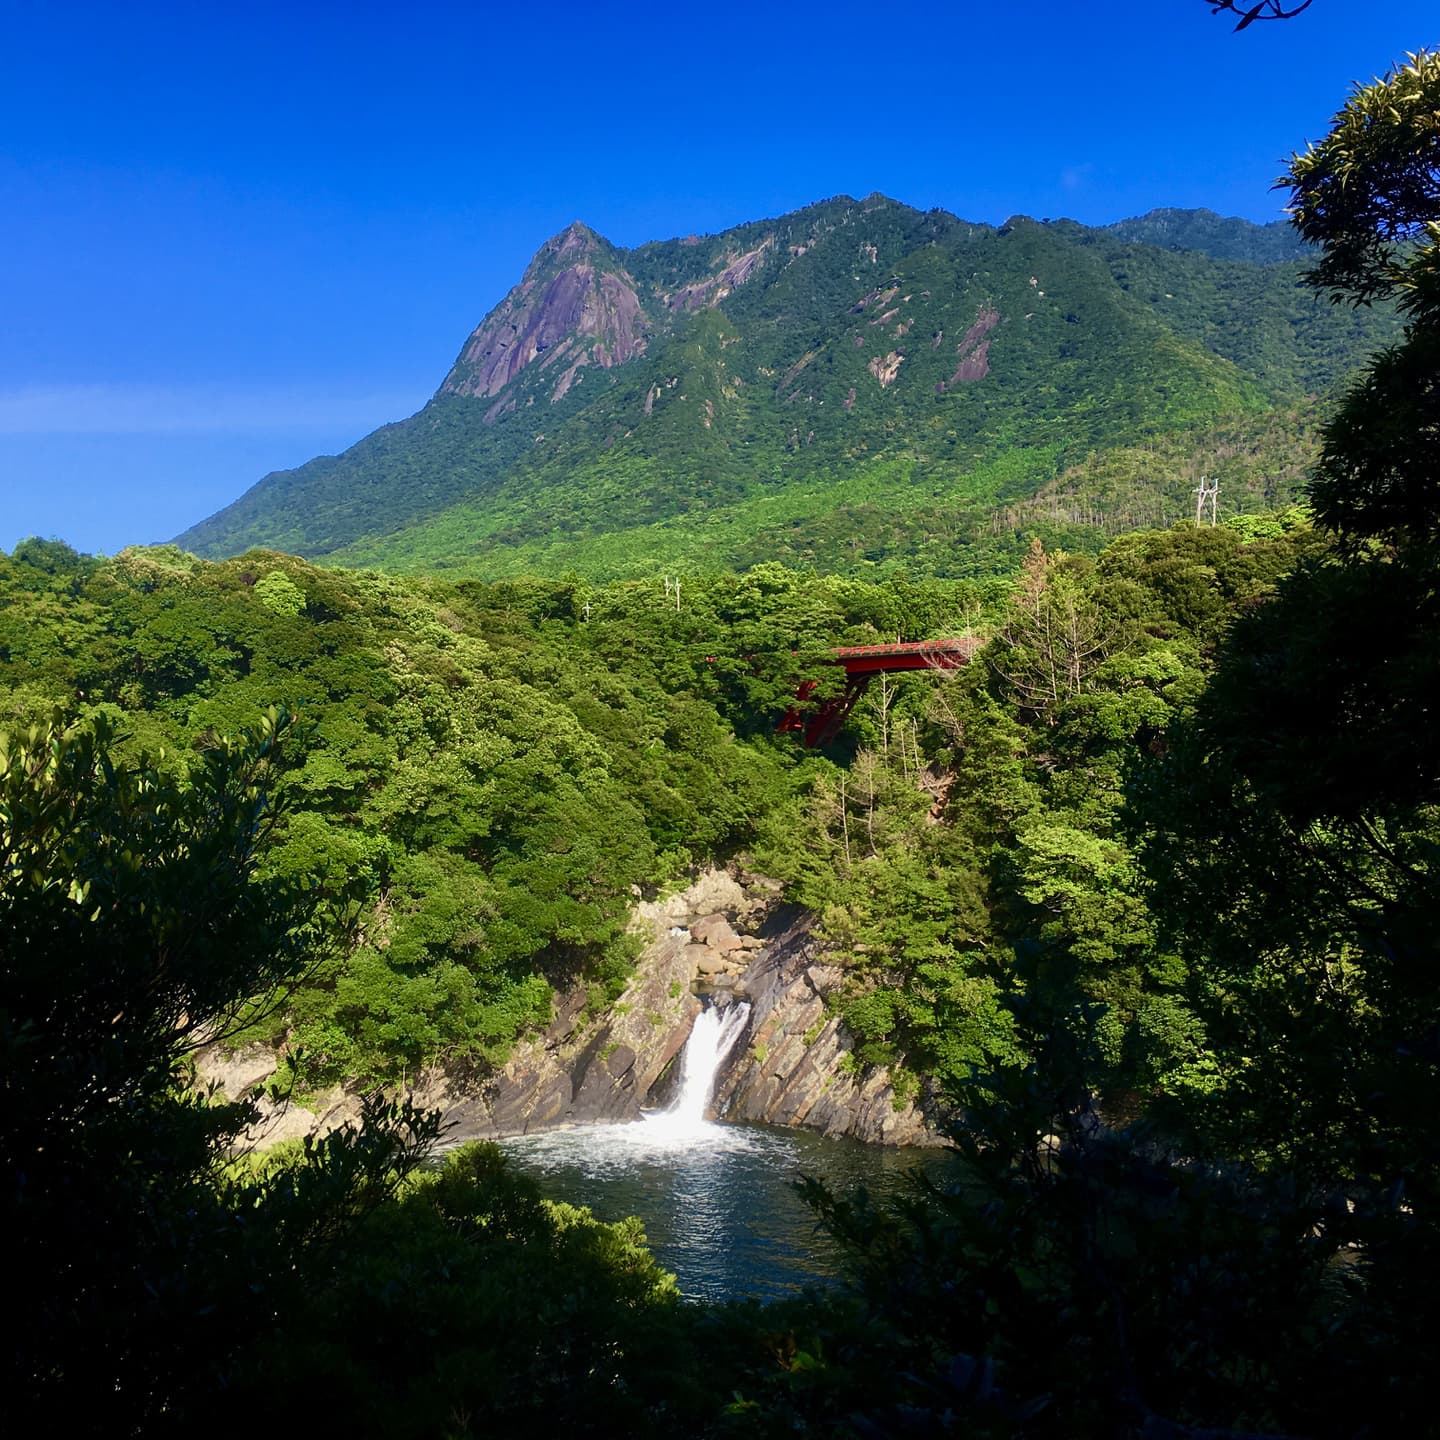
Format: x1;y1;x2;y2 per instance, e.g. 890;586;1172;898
529;219;608;273
440;220;647;413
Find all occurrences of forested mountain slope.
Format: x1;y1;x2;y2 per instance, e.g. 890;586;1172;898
0;519;1311;1109
174;197;1396;578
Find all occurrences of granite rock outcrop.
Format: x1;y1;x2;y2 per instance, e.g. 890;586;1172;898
440;221;648;409
197;867;946;1151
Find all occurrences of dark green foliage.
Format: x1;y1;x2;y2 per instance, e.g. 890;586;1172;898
721;1106;1361;1438
0;711;441;1434
1100;205;1312;263
234;1142;718;1439
1139;48;1440;1186
0;512;1342;1144
0;543;1005;1082
7;105;1437;1420
4;507;1434;1435
1288;53;1440;556
724;532;1438;1436
1309;320;1440;550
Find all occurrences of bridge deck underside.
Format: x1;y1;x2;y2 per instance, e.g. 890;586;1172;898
779;639;981;747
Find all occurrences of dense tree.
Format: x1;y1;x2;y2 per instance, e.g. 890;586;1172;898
1289;50;1440;550
1146;52;1440;1170
714;57;1440;1438
0;710;439;1432
1125;49;1440;1428
236;1143;703;1440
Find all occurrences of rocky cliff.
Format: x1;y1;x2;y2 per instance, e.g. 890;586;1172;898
431;865;942;1145
713;916;941;1146
439;221;649;413
199;868;945;1150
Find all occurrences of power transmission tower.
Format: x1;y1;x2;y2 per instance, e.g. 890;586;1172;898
664;576;681;612
1194;476;1219;526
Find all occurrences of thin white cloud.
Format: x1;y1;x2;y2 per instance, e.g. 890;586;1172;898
0;382;428;435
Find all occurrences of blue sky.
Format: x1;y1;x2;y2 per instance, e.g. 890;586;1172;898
2;0;1435;555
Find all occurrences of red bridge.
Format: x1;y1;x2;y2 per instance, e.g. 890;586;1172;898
778;637;983;747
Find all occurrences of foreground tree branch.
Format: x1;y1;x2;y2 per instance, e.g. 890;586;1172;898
1208;0;1316;30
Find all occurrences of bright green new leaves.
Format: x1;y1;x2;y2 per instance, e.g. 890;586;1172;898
1013;821;1153;975
253;567;307;617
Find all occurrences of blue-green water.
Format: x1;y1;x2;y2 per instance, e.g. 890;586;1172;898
500;1118;957;1303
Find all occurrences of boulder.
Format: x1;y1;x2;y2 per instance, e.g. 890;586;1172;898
691;913;742;952
693;948;730;977
805;964;844;994
633;868;747;933
680;869;746;919
741;872;785;893
242;1086;360;1149
196;1041;278;1099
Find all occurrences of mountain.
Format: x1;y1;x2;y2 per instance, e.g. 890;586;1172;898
175;196;1396;578
1099;207;1312;264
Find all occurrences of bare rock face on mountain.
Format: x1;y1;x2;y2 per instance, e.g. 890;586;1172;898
937;304;1001;390
440;221;648;413
664;237;774;311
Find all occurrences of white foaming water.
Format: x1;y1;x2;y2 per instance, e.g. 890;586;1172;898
486;1002;754;1180
643;1000;752;1138
503;1000;754;1167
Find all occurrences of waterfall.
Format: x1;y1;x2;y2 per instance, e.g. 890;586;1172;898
645;1001;751;1137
